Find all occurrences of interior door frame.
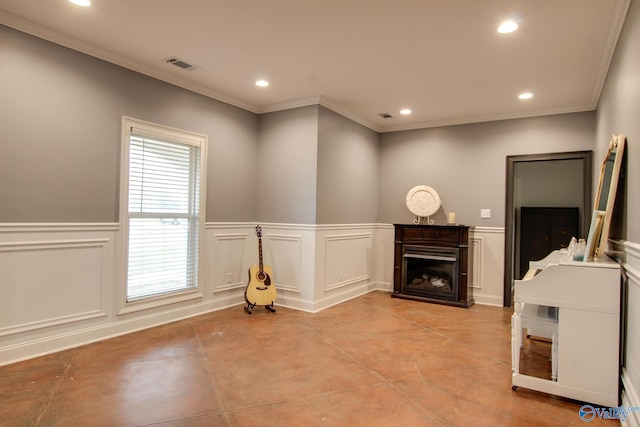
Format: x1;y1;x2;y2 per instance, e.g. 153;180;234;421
503;150;592;307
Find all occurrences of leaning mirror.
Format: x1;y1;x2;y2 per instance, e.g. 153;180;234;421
585;134;626;260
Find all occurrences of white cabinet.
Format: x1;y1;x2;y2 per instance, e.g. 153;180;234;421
511;250;621;407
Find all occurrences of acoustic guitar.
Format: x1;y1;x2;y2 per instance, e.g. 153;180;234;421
244;225;277;313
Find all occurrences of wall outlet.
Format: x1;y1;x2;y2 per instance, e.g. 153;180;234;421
480;209;491;219
226;273;233;283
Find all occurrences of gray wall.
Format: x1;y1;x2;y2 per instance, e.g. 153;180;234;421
255;105;380;225
0;24;259;223
378;112;596;226
0;23;608;232
317;107;379;224
596;0;639;243
515;159;584;210
256;106;319;224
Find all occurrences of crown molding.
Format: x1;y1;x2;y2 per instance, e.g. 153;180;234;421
0;11;258;113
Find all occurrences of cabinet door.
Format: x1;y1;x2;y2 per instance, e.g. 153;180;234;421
519;210;550;279
558;308;619;406
518;207;579;279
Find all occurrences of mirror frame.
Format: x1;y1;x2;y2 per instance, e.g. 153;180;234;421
585;134;626;260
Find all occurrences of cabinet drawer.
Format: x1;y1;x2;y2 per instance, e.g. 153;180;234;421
550;226;577;248
550;214;578;226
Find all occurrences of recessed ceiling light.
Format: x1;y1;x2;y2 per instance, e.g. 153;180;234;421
498;20;518;34
400;109;412;115
518;92;533;100
255;80;269;87
70;0;91;6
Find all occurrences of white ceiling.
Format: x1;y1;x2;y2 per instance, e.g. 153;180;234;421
0;0;631;132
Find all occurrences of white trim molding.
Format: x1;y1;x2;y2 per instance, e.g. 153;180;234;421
0;222;505;366
609;239;640;423
471;236;483;289
0;223;119;233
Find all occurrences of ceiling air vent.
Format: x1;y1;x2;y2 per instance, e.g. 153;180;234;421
165;57;195;70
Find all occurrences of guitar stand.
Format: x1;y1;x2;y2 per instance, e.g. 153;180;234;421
243;302;276;314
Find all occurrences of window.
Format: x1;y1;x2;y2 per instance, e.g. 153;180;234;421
120;117;206;302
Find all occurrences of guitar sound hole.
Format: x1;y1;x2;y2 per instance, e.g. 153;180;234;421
257;271;266;281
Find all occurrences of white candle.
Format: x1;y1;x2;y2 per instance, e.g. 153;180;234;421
448;212;456;224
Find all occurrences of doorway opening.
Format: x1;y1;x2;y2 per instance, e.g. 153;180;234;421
504;151;592;307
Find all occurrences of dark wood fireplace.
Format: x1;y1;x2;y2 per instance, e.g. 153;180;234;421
393;224;474;308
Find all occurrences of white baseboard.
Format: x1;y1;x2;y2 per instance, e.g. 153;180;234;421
374;281;393;292
0;295;242;367
473;295;504;307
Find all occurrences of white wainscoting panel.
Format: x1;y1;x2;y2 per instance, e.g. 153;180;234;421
309;225;381;312
470;227;504;307
0;222;509;366
210;232;249;293
324;232;371;291
372;224;394;292
0;224;120;365
261;225;318;312
618;240;640;422
0;238;109;336
265;233;303;293
622;369;640;427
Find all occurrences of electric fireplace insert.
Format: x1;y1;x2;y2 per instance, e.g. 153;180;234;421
393;224;473;308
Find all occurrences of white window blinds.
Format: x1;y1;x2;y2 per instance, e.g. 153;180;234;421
126;130;202;300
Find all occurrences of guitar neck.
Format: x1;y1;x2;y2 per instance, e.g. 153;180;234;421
258;236;264;272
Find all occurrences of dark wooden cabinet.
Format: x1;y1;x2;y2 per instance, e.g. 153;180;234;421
517;207;579;279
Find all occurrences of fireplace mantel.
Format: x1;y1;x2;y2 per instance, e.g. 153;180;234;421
392;224;474;308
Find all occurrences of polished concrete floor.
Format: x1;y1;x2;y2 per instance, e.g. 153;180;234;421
0;291;619;426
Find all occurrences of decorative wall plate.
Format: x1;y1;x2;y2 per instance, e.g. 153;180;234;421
406;185;441;217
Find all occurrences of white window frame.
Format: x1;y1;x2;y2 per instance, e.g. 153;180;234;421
118;117;207;313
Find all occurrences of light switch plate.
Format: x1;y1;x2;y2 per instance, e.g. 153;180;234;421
480;209;491;219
